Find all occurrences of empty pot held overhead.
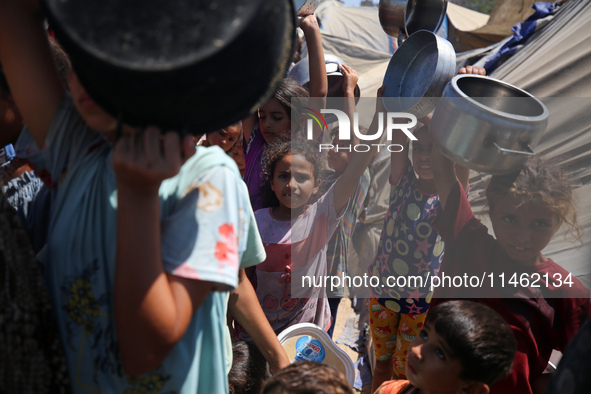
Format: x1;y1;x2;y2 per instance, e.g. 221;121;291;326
379;0;448;39
382;30;456;119
431;74;549;175
42;0;296;133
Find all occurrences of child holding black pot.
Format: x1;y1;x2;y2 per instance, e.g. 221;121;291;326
0;1;266;393
242;13;328;212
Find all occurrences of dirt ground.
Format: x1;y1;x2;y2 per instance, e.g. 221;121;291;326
332;298;360;364
332;298;373;393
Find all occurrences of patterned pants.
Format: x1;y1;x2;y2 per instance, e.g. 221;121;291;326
368;298;427;378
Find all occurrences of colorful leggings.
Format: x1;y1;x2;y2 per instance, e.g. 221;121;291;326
368;298;427;378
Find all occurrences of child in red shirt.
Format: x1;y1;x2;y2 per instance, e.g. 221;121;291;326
431;151;590;393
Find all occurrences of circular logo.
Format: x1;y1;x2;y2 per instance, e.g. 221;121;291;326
294;336;326;363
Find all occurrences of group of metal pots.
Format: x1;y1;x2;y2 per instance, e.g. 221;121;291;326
379;0;548;174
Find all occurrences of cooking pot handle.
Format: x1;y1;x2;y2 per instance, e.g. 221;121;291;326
493;143;535;156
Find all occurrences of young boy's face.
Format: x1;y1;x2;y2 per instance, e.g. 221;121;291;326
327;134;352;176
406;323;467;393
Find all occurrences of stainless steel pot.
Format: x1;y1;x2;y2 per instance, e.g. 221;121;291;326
379;0;447;43
382;30;455;119
431;74;549;175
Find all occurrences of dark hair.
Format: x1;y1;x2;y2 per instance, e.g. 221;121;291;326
261;361;353;394
273;78;309;133
485;156;581;244
426;300;517;386
259;139;323;208
48;36;71;88
228;340;267;394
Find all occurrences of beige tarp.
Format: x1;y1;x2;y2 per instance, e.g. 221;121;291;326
484;0;591;289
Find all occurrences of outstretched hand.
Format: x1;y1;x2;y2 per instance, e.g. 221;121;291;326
113;127;196;195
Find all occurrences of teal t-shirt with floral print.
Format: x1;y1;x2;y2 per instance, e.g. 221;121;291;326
16;94;264;393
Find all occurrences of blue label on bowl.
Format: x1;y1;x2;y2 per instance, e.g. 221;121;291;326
294;336;325;363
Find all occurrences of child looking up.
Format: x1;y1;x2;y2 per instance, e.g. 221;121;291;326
376;300;517;394
431;150;591;394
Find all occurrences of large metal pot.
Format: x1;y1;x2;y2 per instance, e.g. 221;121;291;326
42;0;295;133
382;30;455;119
379;0;447;42
431;74;549;175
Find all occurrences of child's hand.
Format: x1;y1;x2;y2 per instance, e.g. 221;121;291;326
340;64;358;97
113;127;195;195
458;65;486;76
298;13;319;34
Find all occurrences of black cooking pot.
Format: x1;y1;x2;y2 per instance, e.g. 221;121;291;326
42;0;296;134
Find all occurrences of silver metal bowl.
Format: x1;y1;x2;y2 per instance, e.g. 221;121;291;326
382;30;456;119
431;74;549;174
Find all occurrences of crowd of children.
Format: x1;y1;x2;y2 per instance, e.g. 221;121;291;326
0;2;590;394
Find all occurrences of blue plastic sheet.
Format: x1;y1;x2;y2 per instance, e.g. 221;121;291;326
484;2;558;73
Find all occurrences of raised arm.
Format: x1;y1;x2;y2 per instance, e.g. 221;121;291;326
431;65;486;207
0;0;65;147
430;140;457;210
340;64;358;143
299;13;327;102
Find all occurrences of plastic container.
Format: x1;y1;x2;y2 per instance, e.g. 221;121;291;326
276;323;355;386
